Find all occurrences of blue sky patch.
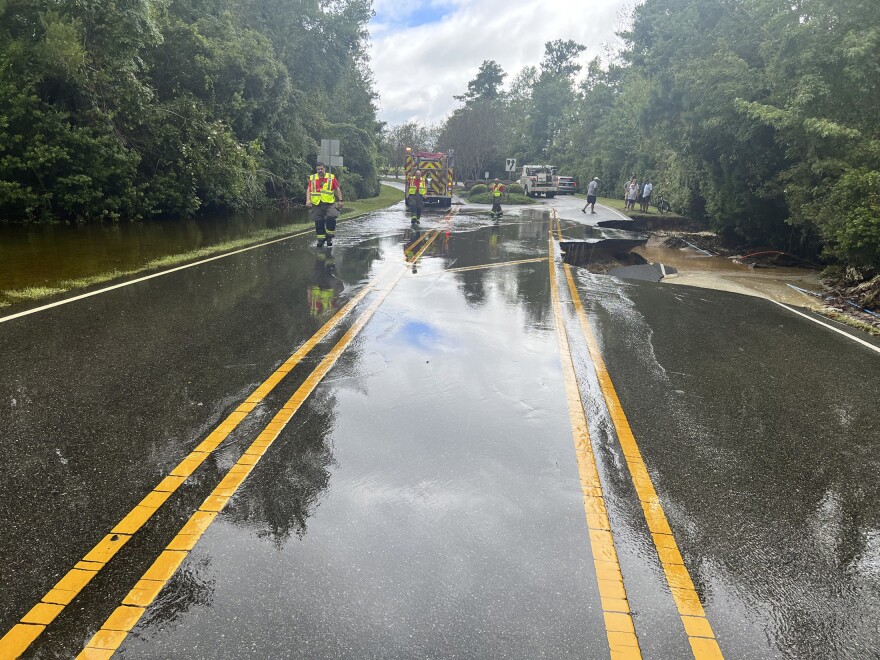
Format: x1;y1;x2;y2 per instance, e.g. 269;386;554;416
398;321;441;351
373;3;456;29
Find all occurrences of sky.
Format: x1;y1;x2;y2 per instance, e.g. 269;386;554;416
368;0;637;127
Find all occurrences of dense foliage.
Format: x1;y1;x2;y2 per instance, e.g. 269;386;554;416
389;1;880;271
0;0;381;222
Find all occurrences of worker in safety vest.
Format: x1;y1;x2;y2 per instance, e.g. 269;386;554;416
490;179;505;218
407;168;427;224
306;162;343;248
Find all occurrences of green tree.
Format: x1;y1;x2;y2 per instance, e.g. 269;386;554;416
454;60;506;102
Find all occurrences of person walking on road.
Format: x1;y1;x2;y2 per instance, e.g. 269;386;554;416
306;162;343;247
582;177;600;214
408;168;427;224
490;178;505;218
641;179;653;212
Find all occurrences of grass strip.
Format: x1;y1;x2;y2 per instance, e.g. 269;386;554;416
341;184;404;216
821;309;880;337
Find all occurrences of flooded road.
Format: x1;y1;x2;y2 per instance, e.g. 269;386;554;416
0;209;308;292
1;199;879;659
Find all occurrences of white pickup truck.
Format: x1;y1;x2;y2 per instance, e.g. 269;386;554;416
519;165;558;198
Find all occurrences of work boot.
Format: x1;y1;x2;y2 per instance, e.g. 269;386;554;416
317;238;325;248
326;237;333;247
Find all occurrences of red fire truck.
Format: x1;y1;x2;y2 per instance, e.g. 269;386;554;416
404;148;454;208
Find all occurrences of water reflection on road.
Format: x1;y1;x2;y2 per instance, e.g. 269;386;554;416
4;201;876;659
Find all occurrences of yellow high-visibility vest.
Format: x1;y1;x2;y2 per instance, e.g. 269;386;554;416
309;173;337;204
492;184;504;197
408;176;427;195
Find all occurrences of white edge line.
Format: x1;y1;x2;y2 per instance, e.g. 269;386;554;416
0;229;312;324
769;300;880;355
595;203;631;222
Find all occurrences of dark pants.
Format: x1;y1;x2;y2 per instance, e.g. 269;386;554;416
410;194;424;220
491;197;502;215
309;203;339;242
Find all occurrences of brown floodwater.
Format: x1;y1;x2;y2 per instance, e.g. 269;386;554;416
0;209;308;292
633;244;824;307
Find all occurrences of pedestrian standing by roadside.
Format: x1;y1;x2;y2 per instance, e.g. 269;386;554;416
582;177;600;214
626;177;639;210
490;178;505;218
306;162;343;248
407;168;427;224
641;179;653;212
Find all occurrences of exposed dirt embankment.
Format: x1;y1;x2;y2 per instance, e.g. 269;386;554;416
560;239;648;273
598;214;703;233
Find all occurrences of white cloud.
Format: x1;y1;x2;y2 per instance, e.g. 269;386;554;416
368;0;636;127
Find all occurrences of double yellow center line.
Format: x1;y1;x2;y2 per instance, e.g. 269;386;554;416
548;217;643;658
549;209;722;659
0;265;395;658
73;207;458;658
77;264;409;658
2;207;463;658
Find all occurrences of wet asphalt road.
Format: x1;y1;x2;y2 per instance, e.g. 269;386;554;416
1;197;879;659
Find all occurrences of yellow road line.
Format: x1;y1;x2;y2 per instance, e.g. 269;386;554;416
404;230;430;255
443;257;548;274
548;215;642;659
552;210;723;659
407;229;439;263
406;207;458;266
0;264;395;660
77;265;407;658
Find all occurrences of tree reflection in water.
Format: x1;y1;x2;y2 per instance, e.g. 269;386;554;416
138;556;216;630
228;398;337;547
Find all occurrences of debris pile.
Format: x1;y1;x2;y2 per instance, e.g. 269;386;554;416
823;274;880;334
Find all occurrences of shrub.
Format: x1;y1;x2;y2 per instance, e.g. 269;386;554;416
469;184;488;196
507;183;524;194
339;172;364;201
823;169;880;270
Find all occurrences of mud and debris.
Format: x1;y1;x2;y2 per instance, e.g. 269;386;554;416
645;233;880;335
820;274;880;334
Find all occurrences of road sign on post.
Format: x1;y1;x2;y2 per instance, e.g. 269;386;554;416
318;139;342;173
505;158;517;172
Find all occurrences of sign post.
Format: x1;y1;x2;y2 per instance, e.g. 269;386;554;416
505;158;517;200
318;139;343;173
